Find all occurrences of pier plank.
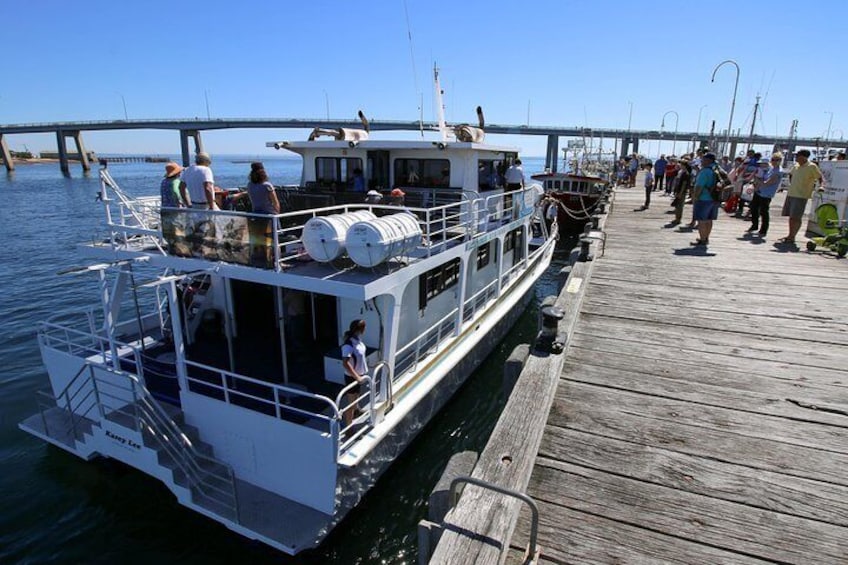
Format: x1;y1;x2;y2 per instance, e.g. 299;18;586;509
538;427;848;527
563;352;848;426
526;459;848;564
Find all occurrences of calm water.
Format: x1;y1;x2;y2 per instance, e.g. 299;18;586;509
0;156;569;564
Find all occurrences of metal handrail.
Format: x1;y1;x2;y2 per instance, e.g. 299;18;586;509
449;476;540;564
394;308;458;379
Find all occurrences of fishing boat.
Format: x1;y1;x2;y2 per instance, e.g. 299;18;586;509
531;169;608;232
18;72;557;555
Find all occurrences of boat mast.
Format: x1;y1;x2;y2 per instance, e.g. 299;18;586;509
434;64;448;142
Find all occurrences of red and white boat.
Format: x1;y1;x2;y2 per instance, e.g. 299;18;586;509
531;170;608;232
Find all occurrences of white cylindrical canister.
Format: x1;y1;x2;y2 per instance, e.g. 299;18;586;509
301;210;376;262
346;213;422;267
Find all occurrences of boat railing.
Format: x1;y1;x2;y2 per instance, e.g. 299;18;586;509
42;357;240;522
183;359;370;456
100;172;541;271
394;308;459;379
462;278;500;323
334;376;374;452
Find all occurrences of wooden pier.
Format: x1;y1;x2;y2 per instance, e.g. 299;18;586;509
430;186;848;564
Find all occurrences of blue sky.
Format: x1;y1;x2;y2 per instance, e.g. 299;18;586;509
2;0;847;157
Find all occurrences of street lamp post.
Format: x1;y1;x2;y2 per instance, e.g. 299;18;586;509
825;111;834;143
323;90;330;121
693;104;707;152
661;110;679;156
117;93;128;120
711;59;740;156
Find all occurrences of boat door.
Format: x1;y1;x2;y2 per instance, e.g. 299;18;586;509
367;150;390;190
229;279;282;379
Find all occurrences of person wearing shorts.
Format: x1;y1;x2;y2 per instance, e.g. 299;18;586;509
778;149;823;245
690;153;719;246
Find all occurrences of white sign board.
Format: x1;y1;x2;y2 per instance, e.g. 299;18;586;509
808;161;848;234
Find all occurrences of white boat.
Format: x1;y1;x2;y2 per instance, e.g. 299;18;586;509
18;78;556;555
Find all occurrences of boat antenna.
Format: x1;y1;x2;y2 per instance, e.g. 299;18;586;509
434;64;448;142
402;0;424;138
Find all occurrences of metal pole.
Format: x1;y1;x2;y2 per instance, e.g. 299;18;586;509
711;59;740;155
323;90;330;121
661;110;678;156
627;101;633;132
117;93;128;120
204;90;211;119
694;104;707;152
825;111;834;143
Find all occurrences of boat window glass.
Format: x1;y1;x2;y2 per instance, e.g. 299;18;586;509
545;180;552;190
395;159;450;187
554;180;561;190
315;157;363;189
476;242;491;270
578;182;587;194
419;258;460;310
477;160;503;191
504;228;524;261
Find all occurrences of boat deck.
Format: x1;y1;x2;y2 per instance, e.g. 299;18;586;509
510;187;848;563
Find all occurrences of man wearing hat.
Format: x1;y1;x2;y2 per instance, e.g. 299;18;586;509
690;152;720;246
778;149;823;244
179;152;218;210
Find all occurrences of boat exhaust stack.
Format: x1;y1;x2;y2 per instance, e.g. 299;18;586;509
453;106;486;143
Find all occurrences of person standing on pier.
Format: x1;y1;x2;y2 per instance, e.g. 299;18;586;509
690;152;720;246
746;153;783;237
179;152;218;210
777;149;823;245
654;155;667;192
641;164;654;210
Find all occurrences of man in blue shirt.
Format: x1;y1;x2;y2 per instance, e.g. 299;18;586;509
654;155;667;192
690;152;719;246
747;154;783;237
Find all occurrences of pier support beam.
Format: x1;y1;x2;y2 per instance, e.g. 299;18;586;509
179;129;205;167
631;137;640;154
544;135;559;173
729;140;738;159
0;133;13;172
71;131;91;172
55;130;70;176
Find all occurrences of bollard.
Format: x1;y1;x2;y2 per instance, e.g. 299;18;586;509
583;221;592;236
597;201;607;214
590;214;601;230
579;236;593;262
535;304;566;354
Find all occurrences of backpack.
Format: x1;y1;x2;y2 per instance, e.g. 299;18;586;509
710;164;731;202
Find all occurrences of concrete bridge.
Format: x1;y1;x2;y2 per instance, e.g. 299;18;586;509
0;117;830;175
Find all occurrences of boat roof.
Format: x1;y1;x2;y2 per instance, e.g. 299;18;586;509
266;139;520;154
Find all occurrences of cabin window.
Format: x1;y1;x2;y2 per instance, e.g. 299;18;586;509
315;157;362;189
476;242;491;270
577;182;587;194
419;258;460;310
478;160;504;191
554;180;561;190
545;180;552;190
395;159;450;187
504;228;523;261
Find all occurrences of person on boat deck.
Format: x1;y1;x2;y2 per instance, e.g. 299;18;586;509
351;168;366;193
364;189;383;204
179;152;218;210
505;159;525;190
341;319;368;427
246;162;280;214
160;162;185;208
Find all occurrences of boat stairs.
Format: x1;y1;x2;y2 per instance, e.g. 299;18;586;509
425;182;848;564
